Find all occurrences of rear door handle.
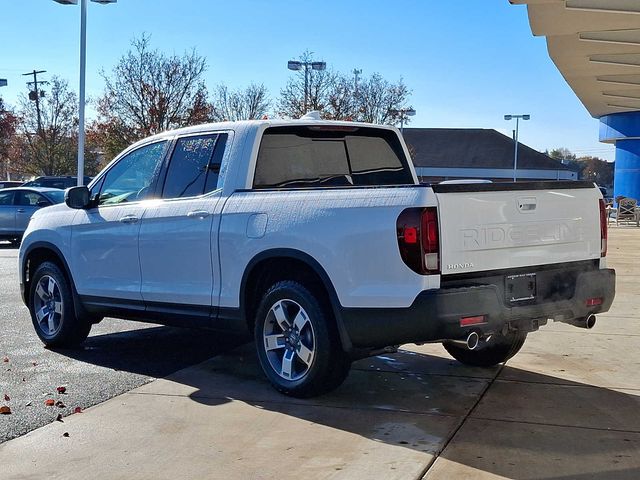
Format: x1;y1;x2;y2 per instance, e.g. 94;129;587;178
119;215;139;224
16;208;25;213
187;210;210;219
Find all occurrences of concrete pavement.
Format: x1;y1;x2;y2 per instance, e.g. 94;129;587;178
0;226;638;479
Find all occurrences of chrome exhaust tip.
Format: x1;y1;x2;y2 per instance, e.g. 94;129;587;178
466;331;480;350
449;331;481;350
585;314;596;330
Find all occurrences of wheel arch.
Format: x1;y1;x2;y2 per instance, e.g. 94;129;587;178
240;248;353;352
22;242;84;315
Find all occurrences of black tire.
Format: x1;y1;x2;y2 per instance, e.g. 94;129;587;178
254;280;350;398
443;330;527;367
29;261;91;348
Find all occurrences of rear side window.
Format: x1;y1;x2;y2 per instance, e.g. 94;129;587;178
253;126;414;188
162;134;226;199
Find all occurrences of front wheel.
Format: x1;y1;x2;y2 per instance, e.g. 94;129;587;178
254;280;351;398
443;330;527;367
29;261;91;348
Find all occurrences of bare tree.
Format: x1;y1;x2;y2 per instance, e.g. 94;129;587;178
211;83;270;121
277;52;413;125
277;51;336;119
0;97;18;179
93;34;209;160
356;73;411;126
13;77;96;176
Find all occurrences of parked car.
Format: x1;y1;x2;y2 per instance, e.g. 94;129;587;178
0;181;23;190
22;176;92;190
18;118;615;397
0;188;65;244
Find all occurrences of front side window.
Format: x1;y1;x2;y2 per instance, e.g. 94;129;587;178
98;141;167;206
0;191;14;206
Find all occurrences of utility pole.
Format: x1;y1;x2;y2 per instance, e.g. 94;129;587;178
23;70;48;135
353;68;362;96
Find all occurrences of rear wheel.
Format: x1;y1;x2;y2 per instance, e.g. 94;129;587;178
254;280;350;398
443;330;527;367
29;261;91;347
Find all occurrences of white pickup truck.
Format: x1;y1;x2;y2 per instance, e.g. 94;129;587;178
18;118;615;397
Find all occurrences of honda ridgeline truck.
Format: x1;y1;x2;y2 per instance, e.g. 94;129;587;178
18;117;615;397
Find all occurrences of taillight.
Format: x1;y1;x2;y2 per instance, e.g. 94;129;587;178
599;198;607;257
397;207;440;275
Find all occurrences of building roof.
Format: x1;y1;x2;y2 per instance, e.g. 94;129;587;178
511;0;640;118
402;128;574;171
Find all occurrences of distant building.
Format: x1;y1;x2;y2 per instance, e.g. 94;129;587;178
403;128;578;183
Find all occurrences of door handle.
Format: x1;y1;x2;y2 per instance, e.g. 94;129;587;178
16;208;25;213
187;210;210;219
119;215;139;224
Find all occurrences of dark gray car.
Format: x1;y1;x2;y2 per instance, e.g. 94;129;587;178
0;188;65;244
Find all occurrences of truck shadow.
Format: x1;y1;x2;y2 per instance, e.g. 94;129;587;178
58;325;640;480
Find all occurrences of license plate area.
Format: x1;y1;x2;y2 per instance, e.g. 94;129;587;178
506;273;536;304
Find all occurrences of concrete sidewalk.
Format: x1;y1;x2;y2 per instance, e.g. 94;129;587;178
1;227;639;480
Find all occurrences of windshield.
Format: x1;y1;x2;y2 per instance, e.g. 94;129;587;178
44;190;65;204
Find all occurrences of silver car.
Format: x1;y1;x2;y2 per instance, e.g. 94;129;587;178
0;188;65;245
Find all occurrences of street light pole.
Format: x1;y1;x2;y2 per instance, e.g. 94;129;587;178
287;59;326;115
78;0;87;187
389;108;416;134
54;0;116;186
504;114;530;182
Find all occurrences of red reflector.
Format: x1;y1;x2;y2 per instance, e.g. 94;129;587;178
599;198;608;257
586;297;603;307
460;315;486;327
404;227;418;244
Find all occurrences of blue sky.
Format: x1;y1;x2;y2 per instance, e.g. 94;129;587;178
0;0;614;160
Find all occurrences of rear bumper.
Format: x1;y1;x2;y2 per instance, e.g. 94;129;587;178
341;268;616;349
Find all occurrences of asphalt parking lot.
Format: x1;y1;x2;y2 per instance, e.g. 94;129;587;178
0;242;244;443
1;228;639;479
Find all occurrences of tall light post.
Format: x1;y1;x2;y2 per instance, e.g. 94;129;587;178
0;79;8;180
389;108;416;134
504;114;530;182
53;0;116;186
287;59;326;114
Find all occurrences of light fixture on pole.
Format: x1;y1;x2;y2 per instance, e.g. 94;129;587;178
504;114;530;182
287;59;326;114
389;108;416;134
53;0;117;186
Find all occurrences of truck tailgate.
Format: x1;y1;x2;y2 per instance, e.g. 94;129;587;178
433;182;602;276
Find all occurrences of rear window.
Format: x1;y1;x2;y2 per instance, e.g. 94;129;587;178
253;126;415;188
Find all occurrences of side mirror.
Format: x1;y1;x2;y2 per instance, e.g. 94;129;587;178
65;186;90;209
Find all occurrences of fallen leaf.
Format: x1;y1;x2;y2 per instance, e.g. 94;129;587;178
0;406;11;415
73;407;82;414
2;357;8;363
55;414;63;422
44;399;55;407
62;432;69;437
55;401;66;408
25;402;32;407
31;362;37;366
56;386;66;394
3;394;9;401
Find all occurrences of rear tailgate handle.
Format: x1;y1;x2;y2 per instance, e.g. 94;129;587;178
517;196;537;212
187;210;210;219
119;215;139;224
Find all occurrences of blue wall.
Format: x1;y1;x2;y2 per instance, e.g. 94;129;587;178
600;112;640;202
